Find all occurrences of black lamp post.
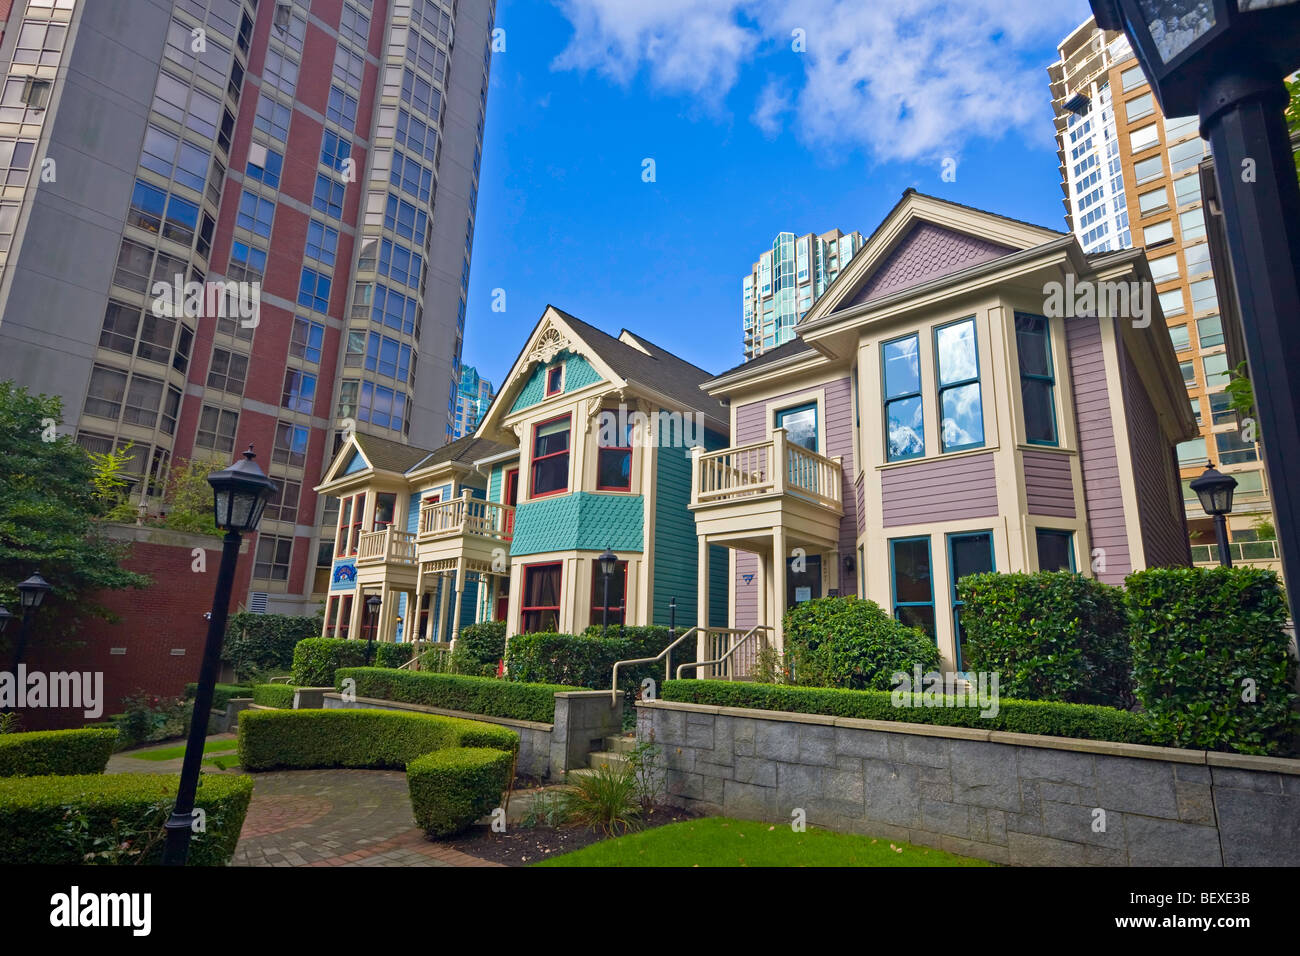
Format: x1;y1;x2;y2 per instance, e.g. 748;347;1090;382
162;446;275;866
1191;464;1239;566
9;573;51;672
365;594;382;664
597;547;618;635
1089;0;1300;619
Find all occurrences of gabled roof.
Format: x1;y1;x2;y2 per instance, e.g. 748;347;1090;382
353;433;435;473
715;338;817;380
408;434;511;474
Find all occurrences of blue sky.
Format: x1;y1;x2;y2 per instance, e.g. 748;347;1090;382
462;0;1094;386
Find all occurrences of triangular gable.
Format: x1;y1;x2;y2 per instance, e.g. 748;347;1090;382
476;307;624;438
342;449;368;475
317;433;371;487
842;222;1016;309
804;190;1063;325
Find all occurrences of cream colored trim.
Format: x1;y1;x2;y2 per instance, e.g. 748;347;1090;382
1099;316;1147;570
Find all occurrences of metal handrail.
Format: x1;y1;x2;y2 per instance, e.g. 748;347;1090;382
609;627;700;707
676;625;772;680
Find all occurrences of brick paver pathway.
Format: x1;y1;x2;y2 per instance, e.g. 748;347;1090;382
230;769;500;867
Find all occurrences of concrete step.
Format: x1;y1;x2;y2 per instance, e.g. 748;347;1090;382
602;734;637;755
583;751;632;773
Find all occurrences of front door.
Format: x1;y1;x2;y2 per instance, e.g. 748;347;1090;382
785;554;822;609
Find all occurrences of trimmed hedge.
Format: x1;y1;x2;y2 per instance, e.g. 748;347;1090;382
184;683;253;710
956;571;1131;707
782;596;941;690
508;627;695;696
0;728;119;777
1127;566;1298;755
251;684;296;709
0;773;253;865
291;638;372;686
236;708;518;771
453;621;507;676
661;680;1150;744
408;747;514;837
374;643;414;669
336;667;576;723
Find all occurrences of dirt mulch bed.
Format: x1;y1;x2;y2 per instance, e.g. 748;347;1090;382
441;806;696;867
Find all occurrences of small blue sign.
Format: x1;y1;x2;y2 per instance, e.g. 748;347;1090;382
331;560;357;590
742;574;754;584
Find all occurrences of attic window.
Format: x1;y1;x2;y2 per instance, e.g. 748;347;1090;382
545;365;563;396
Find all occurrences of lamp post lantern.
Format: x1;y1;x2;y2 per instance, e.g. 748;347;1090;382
1088;0;1300;618
1191;464;1239;566
365;594;382;664
162;446;275;866
8;573;51;673
597;547;618;636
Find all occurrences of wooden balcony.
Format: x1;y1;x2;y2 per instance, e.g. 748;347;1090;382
689;427;844;552
353;527;418;588
416;490;514;570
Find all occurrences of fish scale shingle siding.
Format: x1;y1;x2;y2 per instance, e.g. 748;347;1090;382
511;352;601;412
848;223;1016;307
1066;317;1131;584
510;492;644;556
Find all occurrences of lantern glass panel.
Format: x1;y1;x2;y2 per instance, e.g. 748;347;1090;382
1136;0;1218;62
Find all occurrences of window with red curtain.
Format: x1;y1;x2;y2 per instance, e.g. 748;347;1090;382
521;563;561;633
336;493;366;555
590;559;627;626
596;415;634;491
530;416;570;497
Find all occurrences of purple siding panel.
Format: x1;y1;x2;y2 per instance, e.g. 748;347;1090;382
1023;449;1076;518
855;475;866;536
847;223;1016;308
735;552;757;630
1120;339;1191;568
1066;317;1131;584
880;452;998;527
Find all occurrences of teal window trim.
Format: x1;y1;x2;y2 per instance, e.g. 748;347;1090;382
1015;312;1059;446
889;535;934;635
1034;528;1076;572
882;332;925;462
775;401;818;453
947;530;995;672
933;316;985;453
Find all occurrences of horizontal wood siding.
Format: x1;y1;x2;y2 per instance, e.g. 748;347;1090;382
735;552;757;630
1121;340;1191;569
1066;317;1130;584
880;452;998;527
855;475;866;536
1022;449;1076;518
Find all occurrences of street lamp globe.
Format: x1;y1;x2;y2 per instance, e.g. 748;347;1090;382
1190;464;1238;516
208;446;277;533
597;547;618;579
17;573;51;612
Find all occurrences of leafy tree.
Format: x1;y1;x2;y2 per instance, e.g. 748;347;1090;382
160;454;226;535
0;383;150;652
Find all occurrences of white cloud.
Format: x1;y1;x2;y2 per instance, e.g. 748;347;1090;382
552;0;1090;161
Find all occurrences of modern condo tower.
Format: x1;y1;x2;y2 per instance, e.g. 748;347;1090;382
1048;17;1280;579
742;228;863;361
0;0;495;614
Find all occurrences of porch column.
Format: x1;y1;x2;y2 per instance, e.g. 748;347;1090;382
755;548;768;631
413;563;426;639
772;526;787;655
696;534;709;676
347;589;365;640
378;586;396;643
436;575;451;643
451;556;466;646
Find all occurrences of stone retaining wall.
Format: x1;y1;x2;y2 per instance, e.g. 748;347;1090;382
637;699;1300;866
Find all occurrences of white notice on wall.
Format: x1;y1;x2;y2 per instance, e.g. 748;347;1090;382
795;586;811;603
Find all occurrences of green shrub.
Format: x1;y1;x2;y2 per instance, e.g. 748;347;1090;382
661;680;1151;744
251;684;296;709
1127;566;1297;755
507;628;693;697
956;572;1131;706
0;728;118;777
236;708;517;771
782;597;941;690
0;773;252;865
560;761;640;836
184;683;252;710
115;693;191;747
407;747;514;837
336;667;574;723
291;637;372;686
222;612;319;681
373;643;414;669
453;621;507;675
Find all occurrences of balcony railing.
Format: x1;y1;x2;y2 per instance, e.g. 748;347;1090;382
419;493;514;542
1191;539;1281;565
355;527;417;566
692;428;842;511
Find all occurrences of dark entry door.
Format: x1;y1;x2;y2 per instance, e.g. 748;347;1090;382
785;554;821;609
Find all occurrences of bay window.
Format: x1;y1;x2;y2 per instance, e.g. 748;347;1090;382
934;317;984;452
1016;313;1057;445
531;416;570;497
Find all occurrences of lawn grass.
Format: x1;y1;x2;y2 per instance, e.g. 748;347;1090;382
126;738;239;761
533;817;996;867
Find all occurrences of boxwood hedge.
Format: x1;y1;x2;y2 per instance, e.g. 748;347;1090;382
660;680;1150;744
291;638;373;685
236;708;517;771
184;683;253;710
0;728;119;777
507;626;693;696
251;684;296;709
336;667;574;723
408;747;514;837
0;773;252;865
